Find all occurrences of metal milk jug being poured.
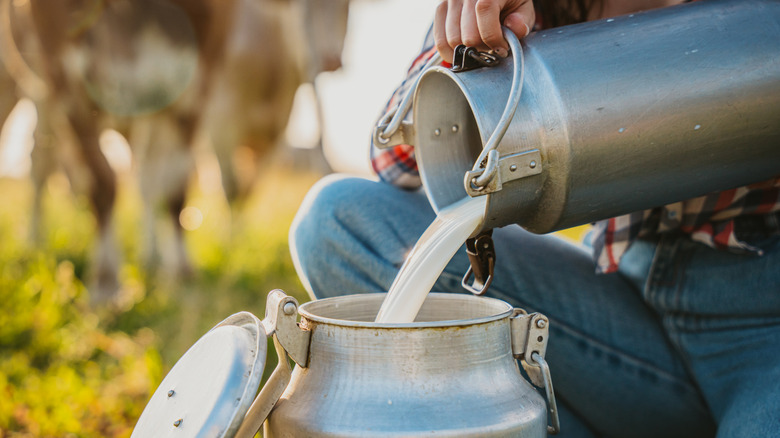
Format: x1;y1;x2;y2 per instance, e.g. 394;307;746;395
376;0;780;295
132;0;780;436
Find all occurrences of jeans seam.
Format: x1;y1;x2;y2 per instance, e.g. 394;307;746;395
647;238;714;418
663;316;717;419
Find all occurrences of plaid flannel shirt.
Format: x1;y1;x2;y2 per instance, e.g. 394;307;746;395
370;28;780;274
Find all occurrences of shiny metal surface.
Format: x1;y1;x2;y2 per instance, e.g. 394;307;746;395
510;312;549;388
264;293;548;437
414;0;780;233
131;312;266;438
261;289;310;367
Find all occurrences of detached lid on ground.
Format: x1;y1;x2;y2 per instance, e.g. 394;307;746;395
131;312;267;438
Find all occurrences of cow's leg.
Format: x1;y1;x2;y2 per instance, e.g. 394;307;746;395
26;0;119;303
132;114;194;278
205;77;244;203
167;175;192;278
170;113;196;278
71;112;120;304
212;124;243;203
129;117;161;273
28;101;59;245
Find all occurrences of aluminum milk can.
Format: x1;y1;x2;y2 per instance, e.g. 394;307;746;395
132;290;558;437
375;0;780;234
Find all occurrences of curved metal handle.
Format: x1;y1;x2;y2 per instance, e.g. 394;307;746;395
532;352;560;435
373;51;443;147
234;290;310;438
464;27;525;193
234;336;293;438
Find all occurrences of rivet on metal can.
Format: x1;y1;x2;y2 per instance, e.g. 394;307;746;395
529;160;537;169
283;302;296;316
167;390;175;398
174;419;183;427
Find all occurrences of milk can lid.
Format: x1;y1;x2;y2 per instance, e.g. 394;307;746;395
131;312;267;438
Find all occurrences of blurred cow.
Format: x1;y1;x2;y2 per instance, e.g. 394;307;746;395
205;0;349;201
6;0;229;303
2;0;350;304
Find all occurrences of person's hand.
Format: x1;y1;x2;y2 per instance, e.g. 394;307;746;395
434;0;535;63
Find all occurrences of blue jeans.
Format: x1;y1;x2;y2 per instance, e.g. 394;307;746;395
290;175;780;438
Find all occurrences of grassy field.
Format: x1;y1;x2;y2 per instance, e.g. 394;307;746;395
0;165;318;437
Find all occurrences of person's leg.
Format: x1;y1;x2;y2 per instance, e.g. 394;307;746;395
647;234;780;437
290;176;715;437
474;233;715;437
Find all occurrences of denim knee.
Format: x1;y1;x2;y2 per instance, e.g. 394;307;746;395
290;175;370;298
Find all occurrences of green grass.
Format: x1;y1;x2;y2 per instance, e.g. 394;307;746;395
0;166;318;437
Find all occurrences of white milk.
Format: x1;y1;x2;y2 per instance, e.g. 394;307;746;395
375;196;487;323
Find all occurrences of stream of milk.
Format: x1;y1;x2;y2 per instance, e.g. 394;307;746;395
374;196;487;323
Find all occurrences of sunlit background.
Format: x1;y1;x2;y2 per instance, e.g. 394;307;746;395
0;0;439;180
0;1;442;436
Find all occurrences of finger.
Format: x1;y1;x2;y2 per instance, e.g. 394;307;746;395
434;1;454;63
503;7;533;39
474;0;507;55
461;0;489;51
445;0;464;53
475;0;534;56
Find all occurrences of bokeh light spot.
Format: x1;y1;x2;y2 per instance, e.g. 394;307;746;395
179;206;203;231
